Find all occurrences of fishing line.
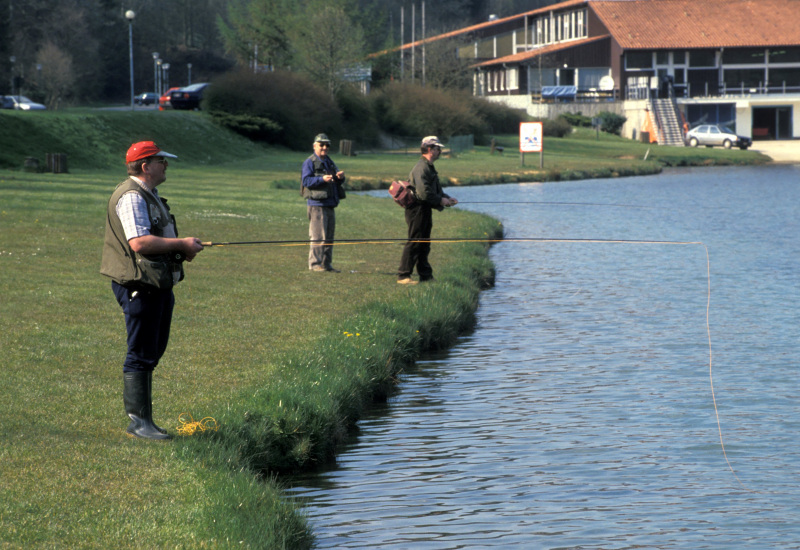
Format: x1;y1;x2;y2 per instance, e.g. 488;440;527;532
457;201;657;209
200;235;746;489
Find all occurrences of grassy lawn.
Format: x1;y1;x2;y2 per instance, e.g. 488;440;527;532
0;110;768;548
0;163;500;548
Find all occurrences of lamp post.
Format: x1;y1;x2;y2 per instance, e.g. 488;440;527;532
156;58;162;95
125;10;135;110
152;52;159;107
9;56;15;100
162;63;170;93
187;63;192;85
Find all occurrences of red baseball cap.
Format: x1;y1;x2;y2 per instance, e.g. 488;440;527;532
125;141;178;163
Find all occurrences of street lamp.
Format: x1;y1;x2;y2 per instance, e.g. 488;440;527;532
156;58;162;95
152;52;159;108
125;10;135;110
187;63;192;85
162;63;170;92
9;56;15;99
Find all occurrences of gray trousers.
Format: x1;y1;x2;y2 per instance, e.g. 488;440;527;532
308;205;335;269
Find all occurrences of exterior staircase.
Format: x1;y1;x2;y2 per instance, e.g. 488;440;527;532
650;98;686;146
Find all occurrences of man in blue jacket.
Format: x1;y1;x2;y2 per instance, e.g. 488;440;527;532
301;133;346;272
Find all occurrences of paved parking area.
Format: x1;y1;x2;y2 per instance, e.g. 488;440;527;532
750;140;800;163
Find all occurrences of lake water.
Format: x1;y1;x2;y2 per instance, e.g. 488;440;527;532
287;165;800;549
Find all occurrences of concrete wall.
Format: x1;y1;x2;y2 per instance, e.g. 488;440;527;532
485;95;625;118
485;95;637;136
485;94;800;140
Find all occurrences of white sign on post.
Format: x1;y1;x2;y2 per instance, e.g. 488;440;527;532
519;121;543;167
520;122;543;153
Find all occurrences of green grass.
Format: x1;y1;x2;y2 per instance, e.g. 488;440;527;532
0;161;500;548
0;110;769;183
0;110;768;548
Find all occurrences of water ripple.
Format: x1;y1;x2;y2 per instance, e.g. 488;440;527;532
290;167;800;549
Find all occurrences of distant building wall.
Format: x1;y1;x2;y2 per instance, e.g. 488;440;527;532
484;94;626;120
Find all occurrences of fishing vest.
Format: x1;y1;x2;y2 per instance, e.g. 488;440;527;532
100;178;184;289
301;155;345;201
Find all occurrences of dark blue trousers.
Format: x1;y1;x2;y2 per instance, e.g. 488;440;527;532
112;282;174;373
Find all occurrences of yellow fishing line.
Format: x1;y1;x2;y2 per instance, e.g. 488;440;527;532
202;236;747;489
176;412;219;436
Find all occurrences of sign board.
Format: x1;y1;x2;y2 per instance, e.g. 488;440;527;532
519;122;543;153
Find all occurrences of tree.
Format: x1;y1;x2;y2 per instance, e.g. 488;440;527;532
36;42;75;109
217;0;293;70
290;0;366;100
416;32;473;90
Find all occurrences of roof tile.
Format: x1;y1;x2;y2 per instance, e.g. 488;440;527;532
591;0;800;49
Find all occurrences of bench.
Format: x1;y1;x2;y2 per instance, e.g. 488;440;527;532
752;127;770;139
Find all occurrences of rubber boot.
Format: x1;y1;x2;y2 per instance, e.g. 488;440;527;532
123;371;172;440
146;371;168;435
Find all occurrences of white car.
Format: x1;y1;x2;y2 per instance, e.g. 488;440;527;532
685;124;751;150
2;95;47;110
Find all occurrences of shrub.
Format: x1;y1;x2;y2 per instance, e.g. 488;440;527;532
336;83;379;147
559;112;593;127
597;111;627;135
540;116;572;138
205;69;342;150
370;82;487;138
469;97;526;136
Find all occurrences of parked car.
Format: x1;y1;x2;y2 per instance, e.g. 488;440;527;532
169;83;209;110
135;92;158;106
686;124;752;150
1;95;46;110
159;87;181;109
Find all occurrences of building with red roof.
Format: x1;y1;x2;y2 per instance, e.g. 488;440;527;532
382;0;800;142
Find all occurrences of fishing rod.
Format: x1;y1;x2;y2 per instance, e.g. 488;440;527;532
200;237;703;247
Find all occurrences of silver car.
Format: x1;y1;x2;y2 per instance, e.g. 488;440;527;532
686;124;751;150
2;95;46;110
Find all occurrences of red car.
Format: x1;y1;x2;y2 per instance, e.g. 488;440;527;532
158;87;181;110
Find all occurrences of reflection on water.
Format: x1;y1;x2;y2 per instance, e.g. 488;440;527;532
287;166;800;549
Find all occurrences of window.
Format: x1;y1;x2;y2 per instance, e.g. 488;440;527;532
507;67;519;90
723;68;766;88
689;50;716;68
579;68;610;89
769;48;800;63
656;51;669;65
626;51;652;69
724;48;765;64
768;68;800;87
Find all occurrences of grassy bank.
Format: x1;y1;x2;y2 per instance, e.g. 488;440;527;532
0;110;770;183
0;160;500;547
1;110;768;547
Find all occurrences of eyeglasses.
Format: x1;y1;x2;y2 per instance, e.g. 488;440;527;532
149;157;168;165
318;143;330;148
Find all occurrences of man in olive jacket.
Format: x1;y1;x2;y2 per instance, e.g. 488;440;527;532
101;141;204;440
397;136;458;285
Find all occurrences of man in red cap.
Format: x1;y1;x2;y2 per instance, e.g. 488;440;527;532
101;141;204;440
